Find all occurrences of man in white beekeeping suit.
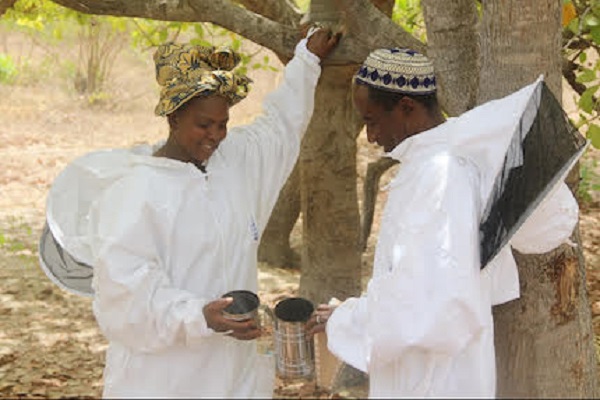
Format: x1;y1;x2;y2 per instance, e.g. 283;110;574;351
308;48;582;398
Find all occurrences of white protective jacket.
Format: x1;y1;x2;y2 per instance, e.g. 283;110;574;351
45;40;321;398
326;78;581;398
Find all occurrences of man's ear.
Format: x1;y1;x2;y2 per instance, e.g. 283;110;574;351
397;96;415;114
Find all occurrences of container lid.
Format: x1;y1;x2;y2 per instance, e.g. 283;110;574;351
222;290;260;315
275;297;314;322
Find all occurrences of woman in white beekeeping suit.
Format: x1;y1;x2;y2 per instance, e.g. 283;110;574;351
40;28;340;397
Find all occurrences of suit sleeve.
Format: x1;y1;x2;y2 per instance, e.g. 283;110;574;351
510;182;578;254
217;39;321;229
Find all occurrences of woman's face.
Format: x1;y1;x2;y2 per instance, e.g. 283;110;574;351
170;95;230;163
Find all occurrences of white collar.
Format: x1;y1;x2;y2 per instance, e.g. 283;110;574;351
128;142;211;174
384;119;452;163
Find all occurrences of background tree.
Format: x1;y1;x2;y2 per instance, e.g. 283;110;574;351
476;1;596;397
2;0;597;397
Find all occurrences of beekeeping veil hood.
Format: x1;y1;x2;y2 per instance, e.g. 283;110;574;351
442;76;588;267
38;147;152;297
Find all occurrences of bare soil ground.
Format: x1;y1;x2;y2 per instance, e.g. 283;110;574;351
0;28;598;398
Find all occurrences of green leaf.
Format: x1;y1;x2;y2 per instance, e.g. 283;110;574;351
159;29;168;42
591;26;600;44
0;53;16;83
580;51;588;63
294;0;310;12
568;17;580;34
50;27;60;40
190;38;213;48
194;24;204;37
585;13;600;27
576;68;597;83
579;85;599;113
588;123;600;148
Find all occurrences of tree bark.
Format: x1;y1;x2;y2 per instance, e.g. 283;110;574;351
299;65;363;304
479;0;562;101
421;0;479;115
236;0;300;26
333;0;425;57
495;241;598;397
478;0;598;397
370;0;394;15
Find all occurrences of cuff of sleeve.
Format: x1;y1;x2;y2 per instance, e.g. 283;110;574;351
326;298;370;373
511;182;579;254
183;297;215;346
294;38;322;72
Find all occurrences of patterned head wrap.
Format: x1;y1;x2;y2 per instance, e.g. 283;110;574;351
355;48;436;95
153;43;252;116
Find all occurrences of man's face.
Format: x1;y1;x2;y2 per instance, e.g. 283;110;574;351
353;84;405;153
171;95;230;163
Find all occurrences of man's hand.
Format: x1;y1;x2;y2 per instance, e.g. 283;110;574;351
203;297;261;341
306;27;342;61
306;303;337;336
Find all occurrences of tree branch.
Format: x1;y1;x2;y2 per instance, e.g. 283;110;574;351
333;0;426;58
50;0;422;66
370;0;394;16
50;0;299;59
360;157;398;251
235;0;301;26
562;58;587;97
0;0;17;17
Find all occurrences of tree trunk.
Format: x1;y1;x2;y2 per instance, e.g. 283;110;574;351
258;162;301;268
478;0;598;397
259;0;396;270
299;65;363;304
479;0;562;101
297;0;397;310
421;0;479;115
495;241;597;397
359;157;398;251
257;1;344;271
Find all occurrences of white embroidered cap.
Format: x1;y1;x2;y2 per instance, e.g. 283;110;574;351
355;48;436;95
